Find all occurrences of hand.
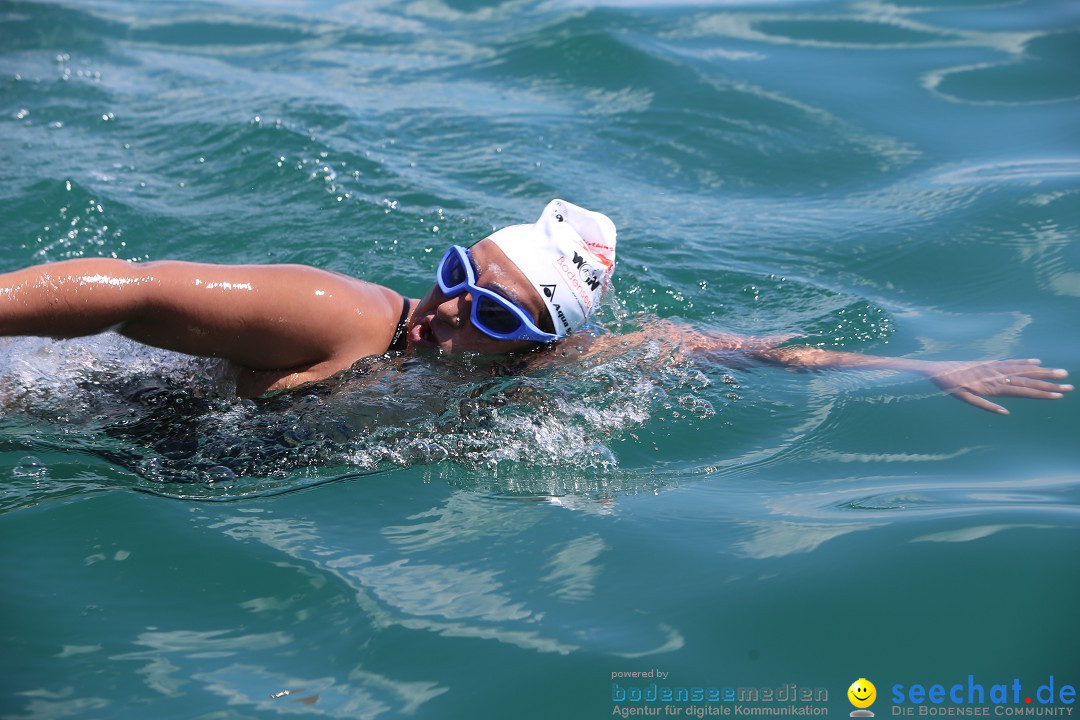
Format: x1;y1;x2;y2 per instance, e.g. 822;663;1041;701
923;359;1072;414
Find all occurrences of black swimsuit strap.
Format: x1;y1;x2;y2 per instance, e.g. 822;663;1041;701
387;296;411;353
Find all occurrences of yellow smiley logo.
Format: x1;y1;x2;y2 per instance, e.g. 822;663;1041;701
848;678;877;709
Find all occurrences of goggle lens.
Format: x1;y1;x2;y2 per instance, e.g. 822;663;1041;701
440;249;467;288
475;295;523;334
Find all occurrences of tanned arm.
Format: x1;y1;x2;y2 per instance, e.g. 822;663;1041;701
753;345;1072;414
573;320;1072;415
1;258;406;395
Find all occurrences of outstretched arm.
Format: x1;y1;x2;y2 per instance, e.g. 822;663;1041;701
1;258;404;384
591;320;1071;415
750;345;1071;415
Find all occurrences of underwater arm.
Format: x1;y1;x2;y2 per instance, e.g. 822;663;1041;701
598;320;1071;415
0;258;402;373
742;342;1072;415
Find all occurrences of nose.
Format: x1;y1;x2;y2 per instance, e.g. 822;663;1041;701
435;291;471;329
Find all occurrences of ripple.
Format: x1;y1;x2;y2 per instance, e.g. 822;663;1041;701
209;502;689;658
910;523;1053;543
127;18;313;49
460;16;921;190
887;0;1016;7
925;29;1080;105
727;473;1080;558
931;158;1080;185
753;18;947;46
677;11;978;50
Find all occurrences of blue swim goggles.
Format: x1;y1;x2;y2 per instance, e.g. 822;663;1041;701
436;245;558;344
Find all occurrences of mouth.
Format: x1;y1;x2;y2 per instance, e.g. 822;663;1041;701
408;314;440;349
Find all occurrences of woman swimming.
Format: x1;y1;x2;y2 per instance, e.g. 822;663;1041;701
0;199;1071;412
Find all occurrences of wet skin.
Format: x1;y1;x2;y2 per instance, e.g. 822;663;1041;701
405;238;550;355
0;241;1072;410
0;238;552;397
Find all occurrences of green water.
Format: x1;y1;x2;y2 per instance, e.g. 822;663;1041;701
1;0;1078;718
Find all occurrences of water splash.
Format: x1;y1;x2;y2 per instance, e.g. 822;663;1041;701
0;330;717;500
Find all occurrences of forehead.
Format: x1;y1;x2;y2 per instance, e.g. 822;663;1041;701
469;237;544;310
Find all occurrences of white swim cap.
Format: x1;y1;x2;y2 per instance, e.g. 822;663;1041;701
489;199;617;338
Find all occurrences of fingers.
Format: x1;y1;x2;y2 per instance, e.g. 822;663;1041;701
944;360;1071;414
955;377;1070;414
984;362;1072;395
1008;366;1069;380
1000;376;1074;394
993;360;1063;375
996;385;1067;400
951;389;1008;415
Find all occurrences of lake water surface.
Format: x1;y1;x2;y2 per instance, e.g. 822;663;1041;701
1;0;1078;717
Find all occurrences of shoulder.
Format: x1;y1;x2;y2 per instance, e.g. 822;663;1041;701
280;267;405;356
217;263;406;364
232;269;407;395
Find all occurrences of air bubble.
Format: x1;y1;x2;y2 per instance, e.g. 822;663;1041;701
13;456;47;477
205;466;236;483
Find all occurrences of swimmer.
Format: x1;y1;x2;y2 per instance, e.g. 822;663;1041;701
0;199;1072;412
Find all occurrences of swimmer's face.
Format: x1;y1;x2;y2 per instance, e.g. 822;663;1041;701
408;238;556;354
